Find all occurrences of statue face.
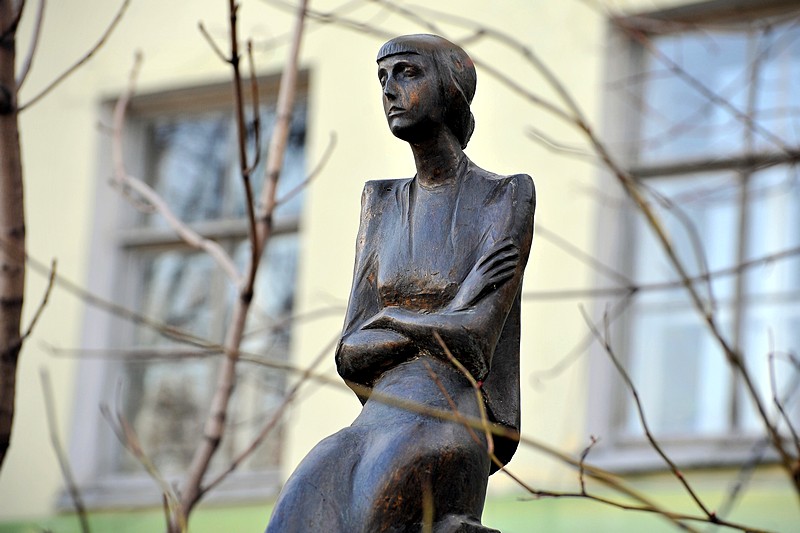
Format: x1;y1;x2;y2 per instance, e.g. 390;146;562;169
377;53;446;143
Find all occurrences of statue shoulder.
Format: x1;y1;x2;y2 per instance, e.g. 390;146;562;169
469;165;535;210
360;178;413;212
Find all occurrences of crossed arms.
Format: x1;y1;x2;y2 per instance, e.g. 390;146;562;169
335;176;534;395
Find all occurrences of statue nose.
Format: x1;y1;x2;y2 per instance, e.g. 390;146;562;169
383;77;397;100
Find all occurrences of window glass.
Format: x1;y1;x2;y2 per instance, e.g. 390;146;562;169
754;20;800;151
108;87;306;482
630;172;740;304
618;11;800;445
639;30;748;163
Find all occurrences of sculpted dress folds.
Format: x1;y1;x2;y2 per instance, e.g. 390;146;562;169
266;34;535;533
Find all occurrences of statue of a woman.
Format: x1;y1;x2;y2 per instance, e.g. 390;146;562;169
266;34;535;533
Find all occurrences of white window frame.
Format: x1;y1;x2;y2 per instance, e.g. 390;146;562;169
65;72;309;508
587;0;800;471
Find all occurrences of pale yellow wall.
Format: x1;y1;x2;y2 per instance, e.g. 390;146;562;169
0;0;695;520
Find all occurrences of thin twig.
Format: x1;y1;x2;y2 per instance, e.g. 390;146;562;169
244;349;768;532
580;306;715;520
227;0;260;291
526;125;598;161
18;0;130;111
275;131;337;206
263;0;576;126
243;40;263;176
523;244;800;301
421;475;434;533
254;0;307;249
535;224;633;287
21;258;55;341
44;344;222;361
531;295;633;385
421;359;485;451
433;331;494;457
614;18;795;157
40;369;90;533
13;243;214;350
578;436;599;496
14;0;44;89
198;21;228;63
100;404;186;533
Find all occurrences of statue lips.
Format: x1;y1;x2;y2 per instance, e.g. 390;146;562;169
387;106;405;118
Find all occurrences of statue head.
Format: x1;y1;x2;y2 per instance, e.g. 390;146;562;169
377;34;476;149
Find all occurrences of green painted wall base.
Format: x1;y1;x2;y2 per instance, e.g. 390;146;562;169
1;486;797;533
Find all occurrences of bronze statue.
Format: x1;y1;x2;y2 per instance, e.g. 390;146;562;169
266;34;535;533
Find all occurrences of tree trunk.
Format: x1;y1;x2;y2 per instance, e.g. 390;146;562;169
0;0;25;470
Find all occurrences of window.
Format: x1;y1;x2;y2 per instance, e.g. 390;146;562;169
589;2;800;467
70;74;308;506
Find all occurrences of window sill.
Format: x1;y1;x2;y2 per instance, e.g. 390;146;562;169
56;469;281;511
587;435;780;474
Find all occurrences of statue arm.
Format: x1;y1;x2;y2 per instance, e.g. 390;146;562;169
362;175;535;382
335;182;416;393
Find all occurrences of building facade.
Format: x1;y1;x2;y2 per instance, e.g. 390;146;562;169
0;0;798;531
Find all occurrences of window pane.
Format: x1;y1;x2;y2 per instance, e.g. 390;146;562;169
235;233;300;355
145;112;236;226
739;300;800;434
740;164;800;433
117;359;214;475
624;306;733;437
133;249;218;345
744;165;800;295
631;172;740;305
623;173;740;437
755;16;800;151
144;102;307;228
228;104;308;224
638;30;748;163
219;235;300;469
117;235;301;475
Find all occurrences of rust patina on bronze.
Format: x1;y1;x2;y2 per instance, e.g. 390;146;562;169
266;34;535;533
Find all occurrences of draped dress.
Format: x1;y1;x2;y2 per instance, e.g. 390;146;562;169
266;159;535;533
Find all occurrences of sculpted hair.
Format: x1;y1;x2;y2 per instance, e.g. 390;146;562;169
377;34;477;149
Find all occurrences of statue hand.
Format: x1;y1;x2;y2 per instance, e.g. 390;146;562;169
449;238;519;311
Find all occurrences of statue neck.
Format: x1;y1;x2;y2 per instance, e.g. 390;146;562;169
409;129;465;188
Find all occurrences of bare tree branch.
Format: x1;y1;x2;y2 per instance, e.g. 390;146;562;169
0;0;23;41
526;125;598;161
197;21;228;63
40;368;90;533
580;305;716;520
175;1;309;523
20;258;54;341
275;130;337;206
14;0;43;89
227;0;261;285
101;403;186;533
523;244;800;301
244;40;263;177
18;0;130;111
0;0;27;471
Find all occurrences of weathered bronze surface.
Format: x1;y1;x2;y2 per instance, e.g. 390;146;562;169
266;34;535;533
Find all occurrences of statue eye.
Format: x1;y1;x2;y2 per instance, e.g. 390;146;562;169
403;66;419;77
